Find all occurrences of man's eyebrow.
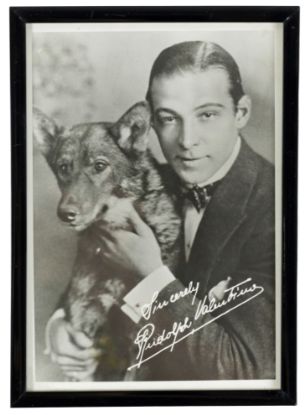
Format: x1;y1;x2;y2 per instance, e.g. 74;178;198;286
154;103;225;115
194;103;225;110
154;108;179;115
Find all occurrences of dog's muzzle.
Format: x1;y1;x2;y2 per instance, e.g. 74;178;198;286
57;206;79;223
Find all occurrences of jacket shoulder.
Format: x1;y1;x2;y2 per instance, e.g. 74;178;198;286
250;146;274;199
242;142;275;216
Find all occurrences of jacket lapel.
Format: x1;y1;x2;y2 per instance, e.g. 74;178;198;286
183;139;259;293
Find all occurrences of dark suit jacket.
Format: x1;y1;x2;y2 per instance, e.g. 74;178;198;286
130;138;275;381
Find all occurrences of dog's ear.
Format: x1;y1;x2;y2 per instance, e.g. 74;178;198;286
110;101;151;156
33;108;60;158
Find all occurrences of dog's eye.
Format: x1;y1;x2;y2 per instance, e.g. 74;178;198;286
59;163;69;175
94;160;107;172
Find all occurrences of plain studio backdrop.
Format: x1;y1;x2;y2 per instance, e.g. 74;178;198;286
31;27;275;381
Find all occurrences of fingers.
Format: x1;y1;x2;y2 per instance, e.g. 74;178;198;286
62;360;98;381
93;227;117;254
69;346;102;361
61;366;89;372
65;325;94;348
52;342;101;361
64;367;96;381
52;354;96;367
96;238;116;261
51;323;102;361
127;208;152;236
47;317;102;382
98;203;150;238
93;225;116;242
52;347;100;381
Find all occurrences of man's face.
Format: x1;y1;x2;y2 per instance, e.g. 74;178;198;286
150;68;250;185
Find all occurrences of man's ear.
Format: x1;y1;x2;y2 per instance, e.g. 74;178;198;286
33;108;60;158
110;101;151;156
235;95;251;129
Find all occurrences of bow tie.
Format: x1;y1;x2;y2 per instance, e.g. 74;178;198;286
183;182;220;212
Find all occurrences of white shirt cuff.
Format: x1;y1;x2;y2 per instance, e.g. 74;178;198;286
44;308;66;355
120;265;176;323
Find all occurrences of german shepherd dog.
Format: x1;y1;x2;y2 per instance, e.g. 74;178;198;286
33;102;183;380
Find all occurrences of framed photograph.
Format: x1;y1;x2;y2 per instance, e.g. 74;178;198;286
11;6;299;406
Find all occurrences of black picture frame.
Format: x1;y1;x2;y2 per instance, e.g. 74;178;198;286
10;6;299;407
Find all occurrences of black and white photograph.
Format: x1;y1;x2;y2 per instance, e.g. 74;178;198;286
26;22;283;391
4;1;300;409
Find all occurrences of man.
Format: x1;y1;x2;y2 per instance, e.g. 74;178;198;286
46;41;275;381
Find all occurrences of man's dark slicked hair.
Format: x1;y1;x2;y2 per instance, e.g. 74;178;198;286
146;41;245;108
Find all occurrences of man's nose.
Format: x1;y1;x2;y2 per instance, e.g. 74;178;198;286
178;120;199;150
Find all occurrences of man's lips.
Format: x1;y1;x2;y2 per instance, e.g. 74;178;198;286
177;155;209;162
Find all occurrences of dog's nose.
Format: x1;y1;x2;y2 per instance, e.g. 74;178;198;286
57;207;78;223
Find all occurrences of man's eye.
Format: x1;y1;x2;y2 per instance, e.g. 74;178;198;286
158;115;178;124
94;160;108;172
199;112;216;120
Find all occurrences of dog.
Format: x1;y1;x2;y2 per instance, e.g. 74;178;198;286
33;102;184;380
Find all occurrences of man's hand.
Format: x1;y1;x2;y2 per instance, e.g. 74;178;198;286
97;205;163;279
47;315;102;381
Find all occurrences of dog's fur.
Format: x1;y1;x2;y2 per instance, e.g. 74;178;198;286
34;102;183;380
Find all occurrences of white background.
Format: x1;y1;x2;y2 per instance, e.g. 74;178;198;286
0;0;303;414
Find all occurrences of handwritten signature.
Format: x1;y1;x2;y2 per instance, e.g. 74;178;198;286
141;280;200;320
127;278;264;371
